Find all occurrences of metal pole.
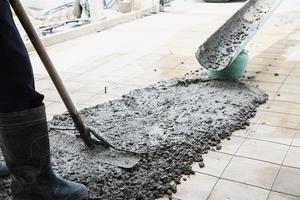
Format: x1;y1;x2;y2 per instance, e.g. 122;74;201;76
9;0;94;147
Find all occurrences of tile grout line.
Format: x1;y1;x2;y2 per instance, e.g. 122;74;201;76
231;134;298;148
207;64;297;199
265;60;299;200
216;150;300;171
256;109;300;117
266;137;294;199
251;122;300;131
205;123;260;200
221;177;300;199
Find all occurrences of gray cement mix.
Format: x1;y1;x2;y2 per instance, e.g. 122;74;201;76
0;71;268;200
196;0;278;71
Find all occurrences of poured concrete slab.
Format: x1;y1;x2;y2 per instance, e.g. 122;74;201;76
0;71;268;200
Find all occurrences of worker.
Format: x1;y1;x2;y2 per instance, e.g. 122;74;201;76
0;1;88;199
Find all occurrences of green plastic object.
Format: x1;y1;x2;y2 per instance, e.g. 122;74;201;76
208;49;248;80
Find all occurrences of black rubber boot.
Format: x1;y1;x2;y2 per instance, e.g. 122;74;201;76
0;105;88;200
0;161;9;177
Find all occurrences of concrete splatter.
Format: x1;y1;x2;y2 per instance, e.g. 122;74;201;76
0;71;268;200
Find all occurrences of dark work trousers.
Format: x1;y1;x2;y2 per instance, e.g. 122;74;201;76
0;0;44;113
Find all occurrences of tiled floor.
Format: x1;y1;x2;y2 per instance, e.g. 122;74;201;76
26;0;300;199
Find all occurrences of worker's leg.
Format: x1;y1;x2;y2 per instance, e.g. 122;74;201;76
0;1;88;199
0;0;44;113
0;0;42;179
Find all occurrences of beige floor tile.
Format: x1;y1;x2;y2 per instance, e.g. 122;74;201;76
273;166;300;196
249;82;282;92
165;69;191;79
268;192;300;200
285;76;300;85
249;111;264;124
77;81;112;94
258;101;273;111
192;151;232;177
231;128;252;138
248;59;296;69
46;102;67;116
35;78;53;91
265;91;277;100
63;80;87;93
219;136;246;155
88;94;120;105
274;93;300;104
71;92;98;105
267;101;300;116
247;65;292;75
248;124;296;145
291;131;300;147
254;73;287;83
253;111;300;129
291;68;300;77
236;139;289;164
139;53;171;62
44;90;62;102
208;179;269;200
106;83;142;96
284;146;300;168
279;84;300;94
222;157;280;189
173;173;218;200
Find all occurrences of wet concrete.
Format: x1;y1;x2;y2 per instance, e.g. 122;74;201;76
0;71;268;200
196;0;282;71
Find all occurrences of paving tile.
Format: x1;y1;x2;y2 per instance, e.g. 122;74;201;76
173;173;218;200
268;192;300;200
192;151;232;177
279;84;300;94
71;92;98;105
291;68;300;77
248;124;296;145
254;73;287;83
274;93;300;104
231;128;252;138
77;81;113;94
267;101;300;116
258;101;273;111
236;139;289;164
284;146;300;168
222;157;280;189
249;59;297;68
247;66;293;76
208;179;269;200
249;82;282;92
285;76;300;84
291;131;300;147
219;136;246;155
253;111;300;129
88;94;120;105
273;166;300;196
46;102;68;116
44;90;62;102
102;83;141;96
35;78;53;91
